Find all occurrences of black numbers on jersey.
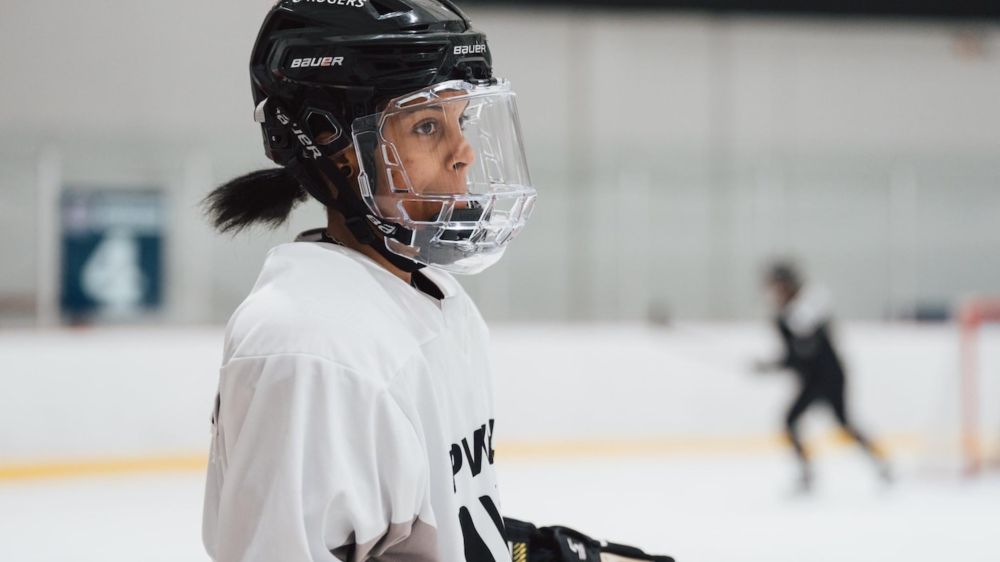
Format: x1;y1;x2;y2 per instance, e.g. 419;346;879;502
459;495;506;562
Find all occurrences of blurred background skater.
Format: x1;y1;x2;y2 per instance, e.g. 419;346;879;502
754;262;892;492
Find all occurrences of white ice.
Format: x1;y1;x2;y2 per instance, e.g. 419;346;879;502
2;450;998;562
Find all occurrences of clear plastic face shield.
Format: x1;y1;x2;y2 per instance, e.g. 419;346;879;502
352;79;536;274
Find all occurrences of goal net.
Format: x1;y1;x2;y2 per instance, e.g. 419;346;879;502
925;297;1000;476
957;297;1000;475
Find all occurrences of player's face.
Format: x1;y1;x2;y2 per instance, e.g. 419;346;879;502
374;91;476;222
766;280;795;309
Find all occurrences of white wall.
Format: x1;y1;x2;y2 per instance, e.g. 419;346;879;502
1;5;999;322
2;323;996;466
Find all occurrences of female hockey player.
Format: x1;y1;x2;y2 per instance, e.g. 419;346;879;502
754;262;892;492
200;2;536;561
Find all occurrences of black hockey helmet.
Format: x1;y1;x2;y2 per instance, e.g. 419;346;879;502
250;0;493;171
765;261;802;290
247;0;499;272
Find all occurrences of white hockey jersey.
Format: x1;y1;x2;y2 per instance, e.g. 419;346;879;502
203;239;509;562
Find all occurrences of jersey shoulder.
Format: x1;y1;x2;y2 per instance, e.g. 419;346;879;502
784;284;833;337
223;242;435;381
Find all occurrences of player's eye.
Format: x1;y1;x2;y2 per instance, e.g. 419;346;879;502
412;118;439;136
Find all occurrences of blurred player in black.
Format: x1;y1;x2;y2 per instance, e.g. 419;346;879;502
754;262;891;492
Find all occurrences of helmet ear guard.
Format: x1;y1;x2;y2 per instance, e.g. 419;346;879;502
255;98;351;163
304;109;344;148
254;95;426;272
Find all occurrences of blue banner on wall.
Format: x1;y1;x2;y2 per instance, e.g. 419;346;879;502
60;189;165;323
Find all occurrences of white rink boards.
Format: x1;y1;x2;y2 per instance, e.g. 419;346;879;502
0;323;997;468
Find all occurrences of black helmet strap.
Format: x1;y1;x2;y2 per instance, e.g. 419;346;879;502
268;101;425;273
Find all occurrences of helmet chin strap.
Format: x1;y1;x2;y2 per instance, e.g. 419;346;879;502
283;157;426;274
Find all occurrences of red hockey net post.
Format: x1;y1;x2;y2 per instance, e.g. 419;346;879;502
958;297;1000;476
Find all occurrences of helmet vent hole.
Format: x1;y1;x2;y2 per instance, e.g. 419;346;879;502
307;112;341;144
370;0;412;19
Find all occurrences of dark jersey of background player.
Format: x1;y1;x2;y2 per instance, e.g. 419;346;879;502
756;262;891;491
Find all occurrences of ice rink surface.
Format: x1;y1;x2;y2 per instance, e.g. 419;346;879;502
2;450;998;562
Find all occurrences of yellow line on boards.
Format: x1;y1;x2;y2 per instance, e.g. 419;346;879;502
0;432;931;482
497;431;924;459
0;454;209;482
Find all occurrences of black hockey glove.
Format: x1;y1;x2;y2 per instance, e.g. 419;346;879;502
503;517;675;562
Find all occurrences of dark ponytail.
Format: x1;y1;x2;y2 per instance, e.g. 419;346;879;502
202;168;309;234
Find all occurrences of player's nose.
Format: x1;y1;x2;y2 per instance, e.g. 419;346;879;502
447;129;476;176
